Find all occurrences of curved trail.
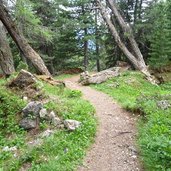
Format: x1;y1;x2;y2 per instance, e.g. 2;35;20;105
64;76;142;171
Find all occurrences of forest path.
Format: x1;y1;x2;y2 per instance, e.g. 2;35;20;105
64;76;142;171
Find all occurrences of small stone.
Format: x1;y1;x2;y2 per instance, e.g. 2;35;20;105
128;146;137;154
64;119;81;131
39;108;48;119
10;146;17;151
13;153;17;157
2;146;17;152
19;118;37;130
40;129;54;138
52;117;61;127
2;146;10;152
157;100;170;110
49;111;56;120
28;139;43;147
23;96;28;101
131;155;137;159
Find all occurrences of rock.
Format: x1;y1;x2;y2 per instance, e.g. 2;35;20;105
157;100;171;110
64;119;81;131
80;67;122;85
19;118;37;130
79;71;91;85
23;96;28;101
8;69;37;88
48;111;56;120
39;108;48;119
27;139;43;147
40;129;54;138
2;146;17;152
22;101;43;117
52;117;61;127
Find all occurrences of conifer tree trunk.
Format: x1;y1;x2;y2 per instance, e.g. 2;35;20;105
0;3;51;76
84;27;88;71
95;5;100;72
0;21;15;76
107;0;145;63
96;0;157;84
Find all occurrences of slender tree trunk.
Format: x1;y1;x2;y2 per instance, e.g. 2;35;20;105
82;5;88;71
0;3;51;76
0;21;15;76
84;29;88;71
134;0;139;24
138;0;143;19
96;0;157;84
95;6;100;72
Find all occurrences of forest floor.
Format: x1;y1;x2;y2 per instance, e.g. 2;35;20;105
64;76;142;171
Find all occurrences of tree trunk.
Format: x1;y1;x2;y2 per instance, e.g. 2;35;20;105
107;0;145;63
95;5;100;72
96;0;157;84
84;27;88;71
134;0;139;24
0;21;15;76
0;3;51;76
82;5;88;71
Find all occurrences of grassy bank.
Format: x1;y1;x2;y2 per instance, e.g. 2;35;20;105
0;79;97;171
92;71;171;170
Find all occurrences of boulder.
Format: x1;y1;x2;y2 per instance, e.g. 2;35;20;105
8;69;37;88
39;108;48;119
52;117;61;127
19;118;37;130
80;67;122;85
48;111;56;120
64;119;81;131
157;100;171;110
22;101;43;117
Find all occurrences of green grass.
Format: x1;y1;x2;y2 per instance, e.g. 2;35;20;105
91;71;171;171
0;78;97;171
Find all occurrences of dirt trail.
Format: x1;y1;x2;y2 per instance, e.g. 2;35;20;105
64;76;143;171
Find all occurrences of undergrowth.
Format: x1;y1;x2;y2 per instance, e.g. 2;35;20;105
92;71;171;171
0;78;97;171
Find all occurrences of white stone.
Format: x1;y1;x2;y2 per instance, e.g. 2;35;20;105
52;117;61;127
23;96;28;101
39;108;48;119
64;119;81;131
40;129;54;138
2;146;17;152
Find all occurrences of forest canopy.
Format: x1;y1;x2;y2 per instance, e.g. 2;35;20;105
0;0;170;77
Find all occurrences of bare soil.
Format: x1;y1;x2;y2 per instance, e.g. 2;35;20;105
64;76;143;171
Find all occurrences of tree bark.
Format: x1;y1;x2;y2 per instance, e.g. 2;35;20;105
96;0;157;84
95;5;100;72
84;27;88;71
0;21;15;76
107;0;145;63
82;5;88;71
134;0;139;24
0;3;51;76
